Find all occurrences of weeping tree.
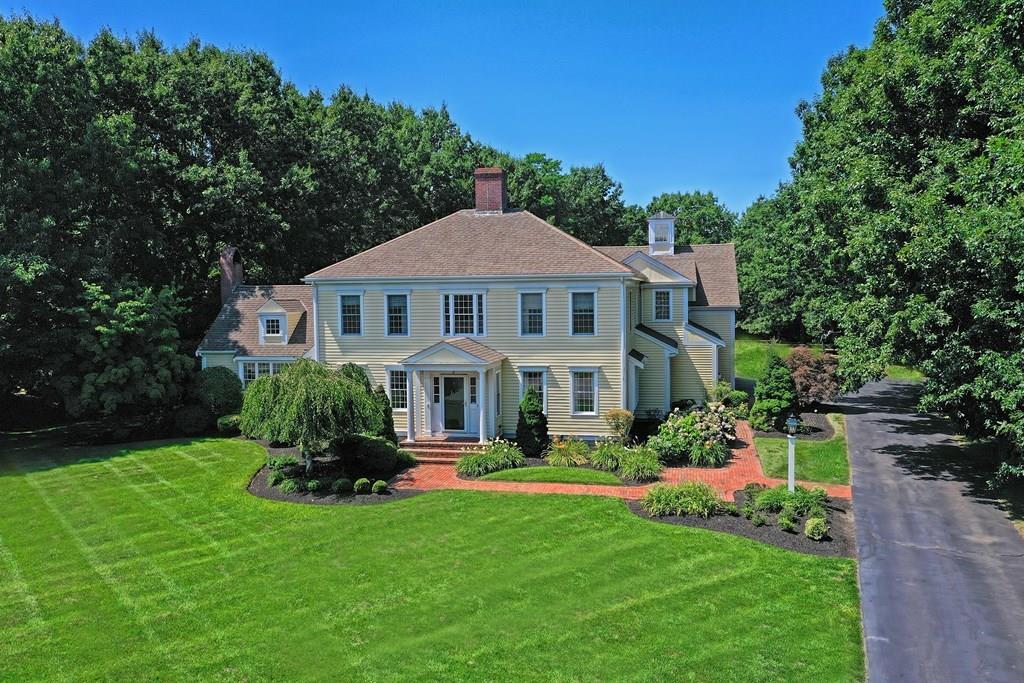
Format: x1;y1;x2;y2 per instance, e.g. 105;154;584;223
239;359;382;474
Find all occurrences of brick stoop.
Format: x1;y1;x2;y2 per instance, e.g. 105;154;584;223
400;437;479;464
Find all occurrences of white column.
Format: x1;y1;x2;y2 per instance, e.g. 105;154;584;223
478;369;486;444
406;369;417;443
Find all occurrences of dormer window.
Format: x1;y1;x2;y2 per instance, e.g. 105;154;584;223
259;314;286;344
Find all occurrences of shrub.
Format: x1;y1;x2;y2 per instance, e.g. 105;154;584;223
372;384;398;445
805;516;830;541
590;441;627;471
709;381;750;417
544;437;590;467
354;478;371;494
340;434;399;478
751;356;796;430
752;513;767;527
395;448;417;470
754;484;829;516
190;367;243;416
785;347;840;408
720;501;739;516
792;486;829;516
641;482;724;518
331;478;353;494
455;438;526;477
647;411;701;464
267;469;284;487
216;413;241;435
617;446;662;482
753;485;792;512
267;455;300;471
687;439;730;467
697;402;737;444
174;404;211;436
279;478;300;494
337;362;373;393
306;479;322;492
603;408;634;442
515;387;549;456
670;398;695;413
372;480;388;494
778;515;797;532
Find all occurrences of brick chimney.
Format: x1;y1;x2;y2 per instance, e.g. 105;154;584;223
474;167;507;213
219;246;243;304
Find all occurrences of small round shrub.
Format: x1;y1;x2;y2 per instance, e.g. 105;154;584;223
617;446;662;482
603;408;635;442
590;441;626;471
752;513;767;527
354;478;371;494
279;478;300;494
216;413;241;435
190;366;243;416
331;478;353;494
267;469;284;487
306;479;322;492
335;434;401;478
805;516;829;541
174;404;211;436
544;437;590;467
372;480;388;494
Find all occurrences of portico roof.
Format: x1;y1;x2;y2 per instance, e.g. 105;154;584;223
400;337;507;366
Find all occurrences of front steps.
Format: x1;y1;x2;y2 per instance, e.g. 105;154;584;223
399;437;479;464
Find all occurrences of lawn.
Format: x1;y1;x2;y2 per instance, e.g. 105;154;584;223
736;332;923;383
0;434;863;682
479;466;623;485
755;414;850;485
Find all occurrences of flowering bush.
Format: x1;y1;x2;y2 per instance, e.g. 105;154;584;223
646;402;735;467
544;436;590;467
456;438;526;477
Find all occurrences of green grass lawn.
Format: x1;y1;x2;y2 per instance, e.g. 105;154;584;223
0;435;863;682
479;466;623;485
736;332;923;383
755;414;850;485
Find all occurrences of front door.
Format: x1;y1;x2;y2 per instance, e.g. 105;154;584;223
443;376;466;431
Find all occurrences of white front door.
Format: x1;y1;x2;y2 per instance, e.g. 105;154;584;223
435;374;480;435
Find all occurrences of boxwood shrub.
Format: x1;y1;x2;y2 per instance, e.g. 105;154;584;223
331;478;353;494
353;478;371;494
371;480;388;494
805;516;830;541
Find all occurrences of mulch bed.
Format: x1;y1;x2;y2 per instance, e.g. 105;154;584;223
627;489;855;558
247;464;422;506
754;410;836;441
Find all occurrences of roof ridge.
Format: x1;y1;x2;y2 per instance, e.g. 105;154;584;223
303;211;468;280
517;211;633;274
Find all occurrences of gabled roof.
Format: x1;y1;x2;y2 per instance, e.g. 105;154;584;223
197;285;313;358
400;337;507;365
635;324;679;351
595;244;740;307
304;209;634;280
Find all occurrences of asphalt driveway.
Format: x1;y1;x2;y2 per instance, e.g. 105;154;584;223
842;380;1024;682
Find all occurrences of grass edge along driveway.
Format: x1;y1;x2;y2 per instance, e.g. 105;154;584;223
0;436;864;682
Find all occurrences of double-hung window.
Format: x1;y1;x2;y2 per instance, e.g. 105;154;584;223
441;293;485;336
570;291;596;335
339;294;362;335
386;294;409;336
519;369;547;411
570;369;598;415
239;360;291;389
519;291;545;336
654;290;671;321
388;370;408;410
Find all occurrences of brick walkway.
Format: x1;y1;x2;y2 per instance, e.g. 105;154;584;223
391;422;852;501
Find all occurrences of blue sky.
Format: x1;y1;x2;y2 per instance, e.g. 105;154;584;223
14;1;882;211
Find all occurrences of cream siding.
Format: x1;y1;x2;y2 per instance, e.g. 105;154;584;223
672;347;716;404
316;282;624;437
689;309;736;386
200;352;235;370
632;333;669;418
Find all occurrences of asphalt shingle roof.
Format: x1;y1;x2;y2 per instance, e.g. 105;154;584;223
595;244;740;307
197;285;313;358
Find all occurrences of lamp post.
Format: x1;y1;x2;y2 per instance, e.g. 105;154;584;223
785;414;799;493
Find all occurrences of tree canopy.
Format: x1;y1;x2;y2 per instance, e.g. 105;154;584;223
736;0;1024;476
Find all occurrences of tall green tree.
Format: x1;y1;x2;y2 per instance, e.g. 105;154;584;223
629;191;737;245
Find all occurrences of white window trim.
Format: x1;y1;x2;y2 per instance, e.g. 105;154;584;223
258;313;287;344
384;292;410;337
439;291;487;337
237;358;293;388
337;290;364;336
517;289;546;337
568;289;599;336
569;366;600;416
518;366;548;413
385;365;409;412
653;289;672;322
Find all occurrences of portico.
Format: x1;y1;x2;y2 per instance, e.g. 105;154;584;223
399;338;506;444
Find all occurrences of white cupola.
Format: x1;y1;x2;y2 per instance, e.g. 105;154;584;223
647;211;676;255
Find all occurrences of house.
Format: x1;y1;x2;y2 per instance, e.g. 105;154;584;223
196;167;739;443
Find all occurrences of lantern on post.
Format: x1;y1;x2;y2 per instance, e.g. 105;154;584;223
785;414;799;493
